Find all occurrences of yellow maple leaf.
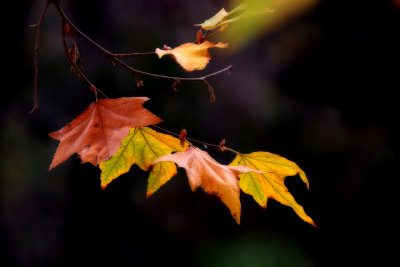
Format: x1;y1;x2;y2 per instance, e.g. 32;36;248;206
155;41;228;71
99;127;187;195
230;151;316;226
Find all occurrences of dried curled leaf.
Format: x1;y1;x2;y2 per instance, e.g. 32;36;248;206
230;151;315;226
155;41;228;71
99;127;188;192
154;146;262;224
195;8;229;30
195;4;248;30
49;97;161;170
68;41;83;75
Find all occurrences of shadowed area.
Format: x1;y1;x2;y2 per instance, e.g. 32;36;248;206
1;0;398;266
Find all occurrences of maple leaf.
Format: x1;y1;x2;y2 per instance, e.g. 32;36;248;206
230;152;315;226
49;97;161;170
99;127;188;192
155;41;228;71
154;146;261;224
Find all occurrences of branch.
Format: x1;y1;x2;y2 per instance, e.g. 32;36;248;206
53;2;232;100
30;0;51;114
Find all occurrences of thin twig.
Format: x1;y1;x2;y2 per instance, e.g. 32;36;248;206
113;56;232;84
113;52;156;58
152;125;240;155
59;18;108;100
202;28;223;42
30;0;51;114
200;65;232;79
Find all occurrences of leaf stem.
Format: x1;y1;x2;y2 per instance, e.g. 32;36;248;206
152;125;240;155
202;28;223;42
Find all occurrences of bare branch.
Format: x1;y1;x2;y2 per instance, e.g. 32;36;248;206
112;52;156;58
53;1;232;101
30;0;51;114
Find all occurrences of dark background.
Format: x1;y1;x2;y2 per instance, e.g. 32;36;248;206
1;0;399;266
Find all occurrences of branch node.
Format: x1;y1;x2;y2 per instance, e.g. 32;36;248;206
179;129;187;148
108;57;116;67
196;29;204;44
172;78;181;92
218;139;226;152
136;80;144;87
131;73;144;87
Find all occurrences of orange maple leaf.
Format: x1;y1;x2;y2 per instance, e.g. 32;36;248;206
49;97;161;170
155;41;228;71
154;146;261;224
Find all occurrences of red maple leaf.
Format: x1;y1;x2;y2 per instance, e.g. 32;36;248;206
49;97;161;170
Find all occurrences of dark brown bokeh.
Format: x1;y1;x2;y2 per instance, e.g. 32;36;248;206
1;0;398;266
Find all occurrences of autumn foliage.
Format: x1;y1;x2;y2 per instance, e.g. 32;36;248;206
33;0;315;226
49;97;161;170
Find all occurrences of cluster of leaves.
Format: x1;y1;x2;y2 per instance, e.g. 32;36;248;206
38;1;315;226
